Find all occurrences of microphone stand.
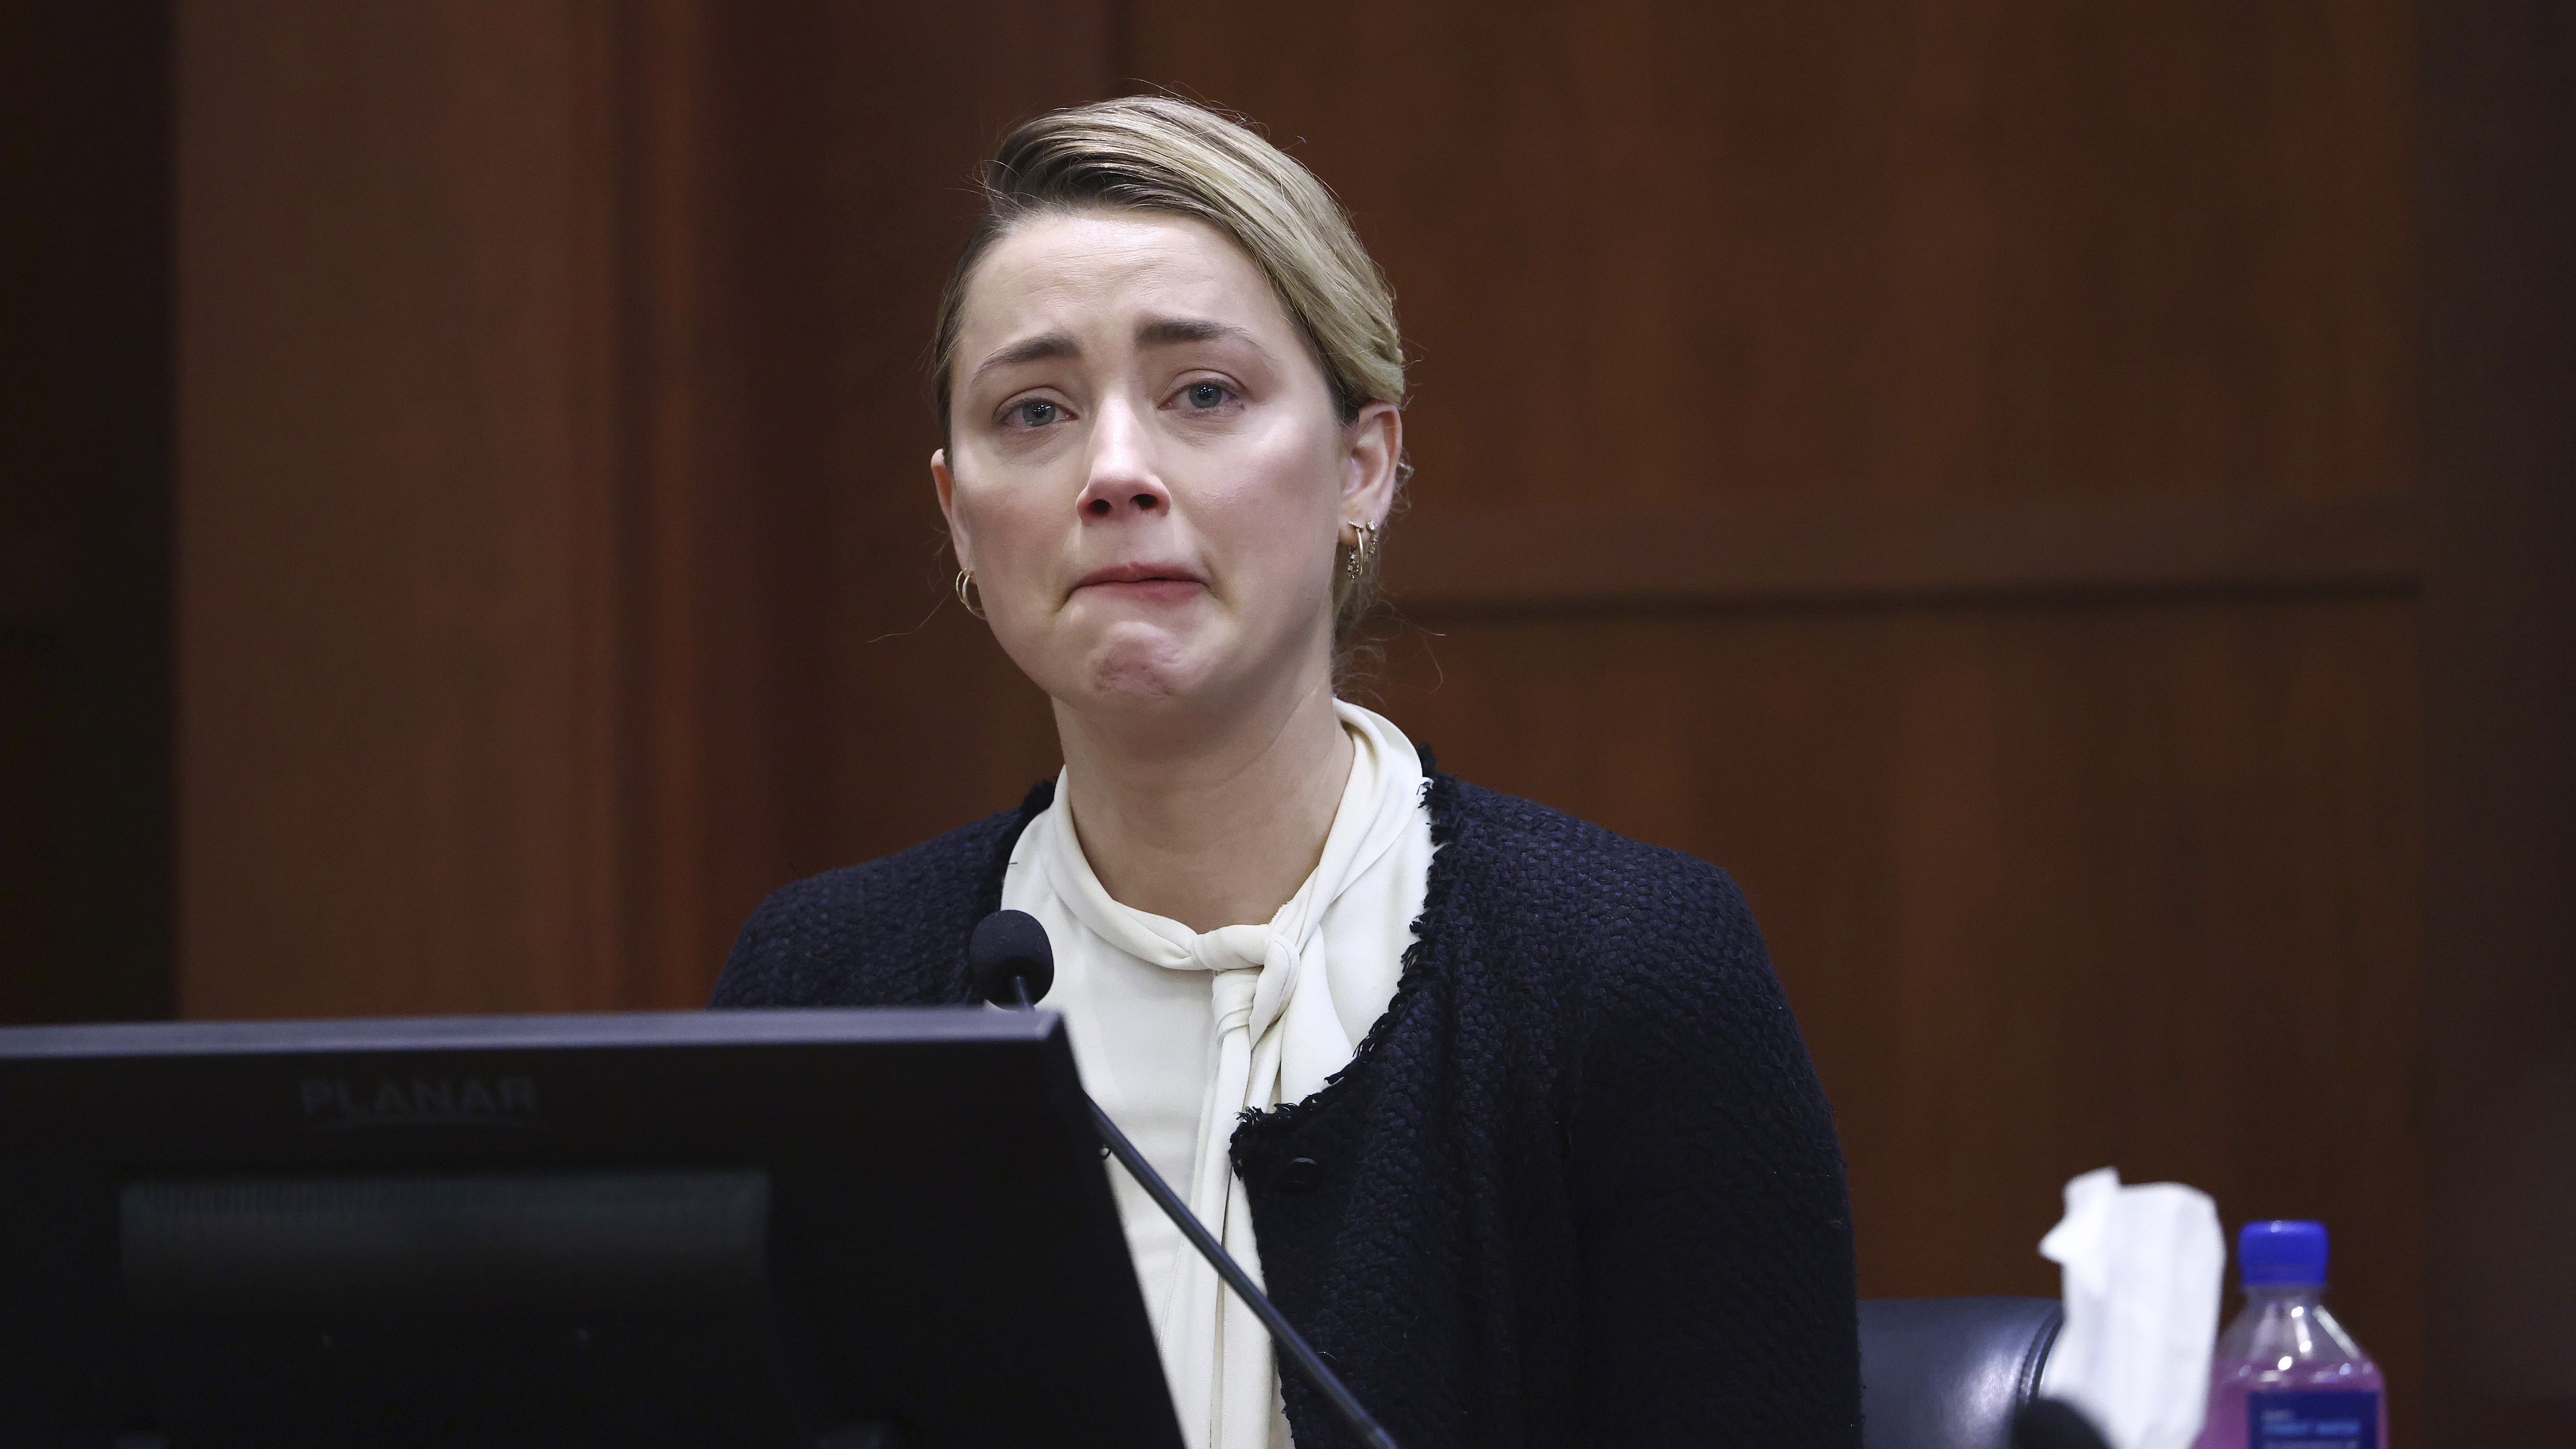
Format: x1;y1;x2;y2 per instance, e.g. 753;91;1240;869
1009;978;1400;1449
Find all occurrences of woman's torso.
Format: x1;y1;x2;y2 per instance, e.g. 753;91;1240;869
711;772;1864;1449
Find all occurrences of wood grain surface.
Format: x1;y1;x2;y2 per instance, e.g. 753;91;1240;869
178;0;628;1016
2;2;174;1026
1384;493;2421;610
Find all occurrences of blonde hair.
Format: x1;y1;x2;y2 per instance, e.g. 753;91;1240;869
931;96;1409;649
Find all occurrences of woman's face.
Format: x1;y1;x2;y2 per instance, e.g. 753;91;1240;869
936;209;1398;734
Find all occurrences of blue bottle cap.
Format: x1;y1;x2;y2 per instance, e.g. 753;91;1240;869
2240;1220;2330;1285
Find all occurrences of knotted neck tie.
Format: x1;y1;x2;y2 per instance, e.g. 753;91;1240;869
1031;703;1423;1449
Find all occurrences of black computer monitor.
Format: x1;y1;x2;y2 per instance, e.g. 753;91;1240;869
0;1008;1181;1449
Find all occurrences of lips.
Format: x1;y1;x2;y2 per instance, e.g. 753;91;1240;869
1073;561;1206;592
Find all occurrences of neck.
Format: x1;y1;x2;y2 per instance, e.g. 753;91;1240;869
1053;664;1354;933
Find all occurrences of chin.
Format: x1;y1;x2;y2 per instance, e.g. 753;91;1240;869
1079;645;1211;711
1012;612;1321;731
1055;622;1234;717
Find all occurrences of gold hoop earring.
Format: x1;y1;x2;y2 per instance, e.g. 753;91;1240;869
955;568;986;621
1343;521;1378;579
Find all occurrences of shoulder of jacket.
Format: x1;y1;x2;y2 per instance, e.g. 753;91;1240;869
1424;775;1768;1011
1426;780;1791;1087
713;787;1047;1006
1437;777;1745;915
767;803;1021;916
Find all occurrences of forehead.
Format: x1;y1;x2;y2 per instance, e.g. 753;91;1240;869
956;209;1297;354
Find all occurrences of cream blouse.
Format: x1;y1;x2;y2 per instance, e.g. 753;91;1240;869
998;700;1434;1449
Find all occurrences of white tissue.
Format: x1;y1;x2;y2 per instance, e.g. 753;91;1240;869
2037;1167;2226;1449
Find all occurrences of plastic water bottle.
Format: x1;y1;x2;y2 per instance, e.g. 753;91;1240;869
2192;1221;2388;1449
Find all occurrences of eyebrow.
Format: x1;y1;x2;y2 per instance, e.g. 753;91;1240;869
970;330;1079;382
1134;315;1266;354
969;316;1271;386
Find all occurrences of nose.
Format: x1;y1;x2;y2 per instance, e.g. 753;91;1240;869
1074;397;1169;521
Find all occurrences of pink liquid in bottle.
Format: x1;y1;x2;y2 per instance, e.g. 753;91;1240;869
2192;1221;2388;1449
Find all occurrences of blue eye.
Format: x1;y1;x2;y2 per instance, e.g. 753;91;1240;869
1185;381;1228;409
1007;399;1060;428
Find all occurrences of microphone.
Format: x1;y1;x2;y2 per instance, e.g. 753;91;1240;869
968;909;1054;1010
2013;1399;2115;1449
969;910;1401;1449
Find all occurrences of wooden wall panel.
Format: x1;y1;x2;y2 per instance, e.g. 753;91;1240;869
0;635;66;1021
178;0;625;1017
177;1;1108;1019
609;0;854;1011
0;2;173;1025
2419;2;2576;1438
1123;0;2415;510
1391;493;2420;611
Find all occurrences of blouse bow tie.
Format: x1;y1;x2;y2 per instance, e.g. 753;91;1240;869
1018;702;1426;1449
1190;924;1297;1046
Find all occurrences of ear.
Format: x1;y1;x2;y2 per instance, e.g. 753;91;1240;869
1339;402;1402;527
932;448;971;572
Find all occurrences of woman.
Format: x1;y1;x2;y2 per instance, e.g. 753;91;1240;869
714;97;1860;1449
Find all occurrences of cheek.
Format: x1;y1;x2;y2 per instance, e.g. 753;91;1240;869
954;462;1064;572
1200;440;1342;604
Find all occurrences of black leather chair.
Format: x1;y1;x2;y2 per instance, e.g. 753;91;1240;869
1858;1296;2065;1449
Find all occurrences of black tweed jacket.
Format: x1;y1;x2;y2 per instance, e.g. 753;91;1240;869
712;762;1863;1449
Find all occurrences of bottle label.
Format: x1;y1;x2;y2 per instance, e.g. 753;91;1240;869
2248;1391;2378;1449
